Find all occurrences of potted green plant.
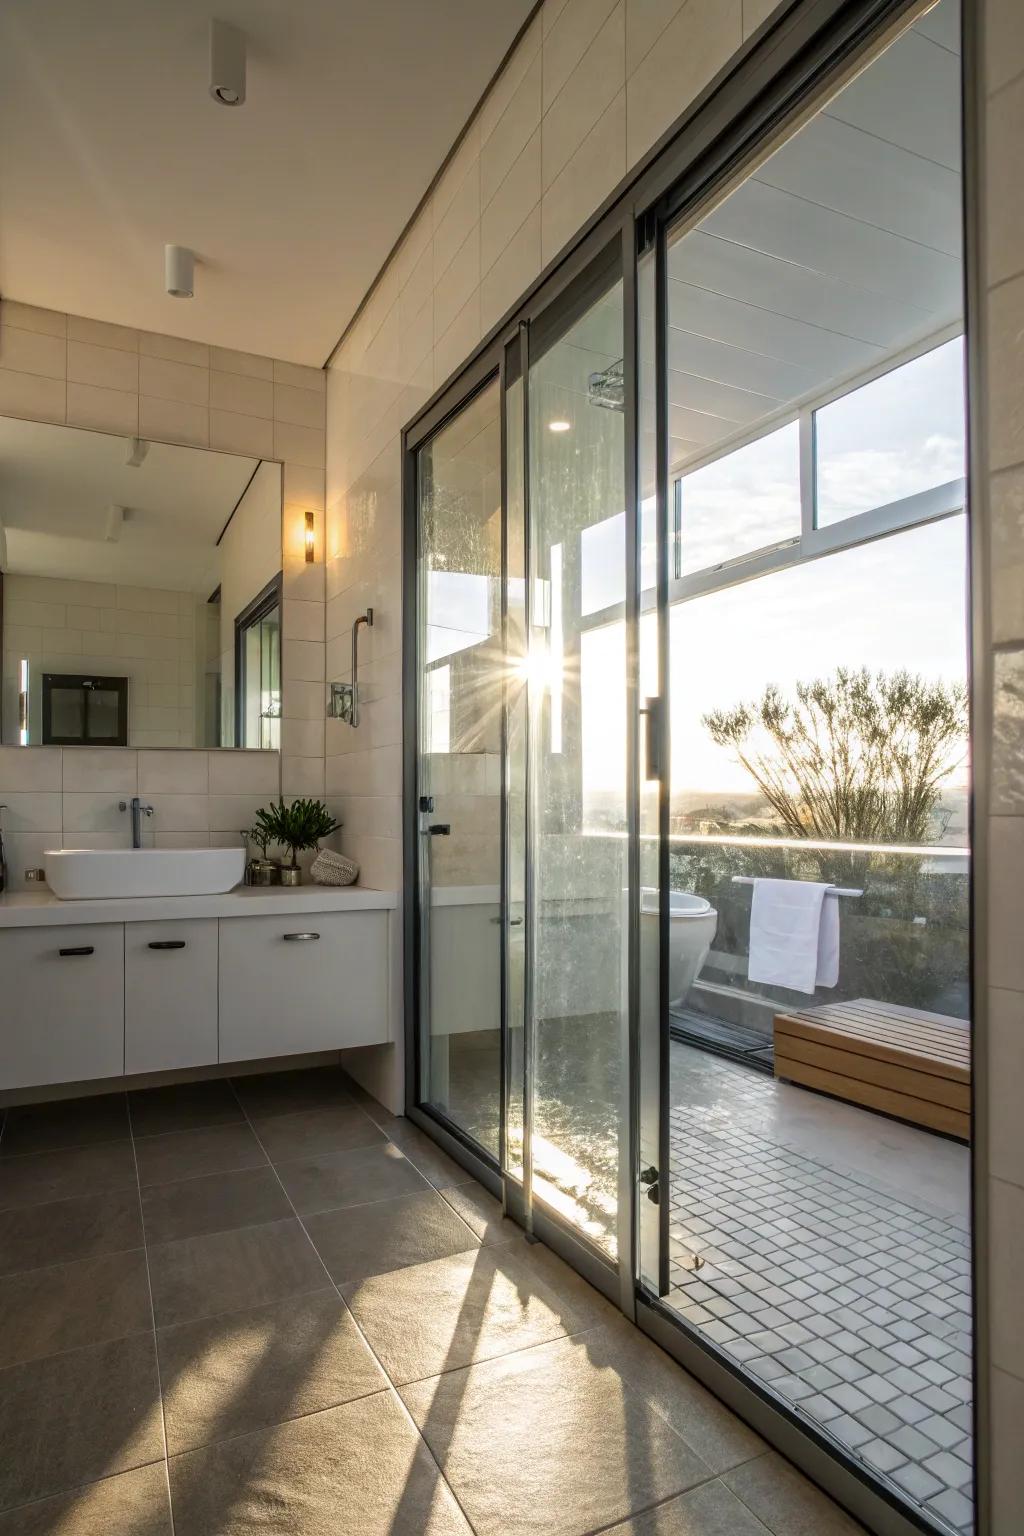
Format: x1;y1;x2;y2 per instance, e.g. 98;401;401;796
253;798;342;887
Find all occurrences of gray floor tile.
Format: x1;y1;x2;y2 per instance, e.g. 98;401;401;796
307;1187;480;1285
0;1465;172;1536
141;1165;291;1245
401;1332;711;1536
0;1140;137;1212
249;1104;386;1162
0;1333;164;1512
230;1065;356;1120
723;1451;867;1535
0;1249;151;1369
0;1187;142;1277
148;1216;326;1328
604;1480;772;1534
274;1139;429;1215
342;1239;608;1385
0;1094;129;1157
158;1289;387;1453
438;1180;519;1245
129;1080;243;1137
168;1390;472;1535
383;1122;479;1190
134;1123;267;1187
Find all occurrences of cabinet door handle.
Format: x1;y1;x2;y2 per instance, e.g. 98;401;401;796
282;931;320;941
59;945;94;957
148;940;186;950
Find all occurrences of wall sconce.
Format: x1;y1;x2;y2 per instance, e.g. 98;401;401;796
304;510;315;563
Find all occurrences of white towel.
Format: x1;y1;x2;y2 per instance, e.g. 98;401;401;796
748;878;840;995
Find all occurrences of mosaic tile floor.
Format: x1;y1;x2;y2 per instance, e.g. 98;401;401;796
667;1050;973;1536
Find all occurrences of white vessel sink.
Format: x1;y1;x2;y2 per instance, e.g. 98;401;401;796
44;848;245;900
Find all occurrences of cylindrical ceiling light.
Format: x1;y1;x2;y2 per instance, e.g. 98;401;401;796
210;19;246;106
164;244;195;299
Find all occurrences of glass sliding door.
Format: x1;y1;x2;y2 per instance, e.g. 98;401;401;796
520;246;628;1260
414;378;504;1156
637;4;973;1535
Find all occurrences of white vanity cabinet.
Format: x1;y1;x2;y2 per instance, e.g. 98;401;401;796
0;923;125;1089
0;889;396;1094
125;919;219;1074
218;910;389;1062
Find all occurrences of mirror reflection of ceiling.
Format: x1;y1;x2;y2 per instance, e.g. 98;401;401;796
0;418;258;592
546;0;961;476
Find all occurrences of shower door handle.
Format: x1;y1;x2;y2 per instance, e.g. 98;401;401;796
427;824;450;836
641;697;664;782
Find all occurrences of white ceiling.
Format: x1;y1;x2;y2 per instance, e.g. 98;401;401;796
0;0;532;365
0;417;264;592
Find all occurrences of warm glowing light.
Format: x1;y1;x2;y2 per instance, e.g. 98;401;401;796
548;419;571;433
304;509;315;563
18;658;28;746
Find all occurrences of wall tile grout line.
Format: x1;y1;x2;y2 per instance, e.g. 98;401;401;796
228;1077;484;1536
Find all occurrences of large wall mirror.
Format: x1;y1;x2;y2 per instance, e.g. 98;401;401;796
0;417;283;750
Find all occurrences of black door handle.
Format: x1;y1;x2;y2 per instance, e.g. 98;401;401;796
641;697;664;782
148;940;186;950
427;824;451;836
59;946;94;957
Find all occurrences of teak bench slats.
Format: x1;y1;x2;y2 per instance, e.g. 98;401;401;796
773;997;970;1142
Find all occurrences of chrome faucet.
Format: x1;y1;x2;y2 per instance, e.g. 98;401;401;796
118;796;154;848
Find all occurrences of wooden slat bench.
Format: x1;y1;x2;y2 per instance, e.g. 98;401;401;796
773;998;971;1142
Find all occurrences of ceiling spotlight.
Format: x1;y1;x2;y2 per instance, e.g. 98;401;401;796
210;19;246;106
125;437;149;468
165;244;195;299
548;419;571;433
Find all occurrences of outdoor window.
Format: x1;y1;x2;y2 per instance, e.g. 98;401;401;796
815;335;966;525
675;420;801;577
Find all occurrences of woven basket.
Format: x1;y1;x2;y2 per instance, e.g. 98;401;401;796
310;848;359;887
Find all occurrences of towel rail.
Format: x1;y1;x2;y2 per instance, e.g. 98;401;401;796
730;876;863;898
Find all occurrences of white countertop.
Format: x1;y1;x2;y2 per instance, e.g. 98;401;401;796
0;883;398;928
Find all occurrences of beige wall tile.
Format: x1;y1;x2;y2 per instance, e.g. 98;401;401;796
990;464;1024;642
0;325;67;379
208;749;280;797
67;315;139;352
434;229;481;339
482;129;542;278
282;718;325;759
210;408;274;458
206;794;271;832
283;600;326;643
543;0;620;111
991;1366;1024;1528
67;339;139;392
988;275;1024;473
742;0;781;37
543;2;625;190
283;462;326;512
0;367;65;423
211;368;274;418
0;301;66;337
137;749;209;795
433;121;481;230
481;206;543;336
542;89;625;264
62;790;131;832
626;0;682;75
67;381;139;435
139;353;209;407
434;155;481;282
273;359;325;394
274;382;325;430
991;1175;1024;1379
4;834;59;888
139;394;208;448
434;289;482;390
284;638;326;684
990;987;1024;1187
0;791;61;832
626;0;741;166
281;755;326;797
139;332;210;367
146;793;210;832
275;422;325;469
989;816;1024;990
210;346;273;380
987;73;1024;288
480;15;542;150
985;0;1024;96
